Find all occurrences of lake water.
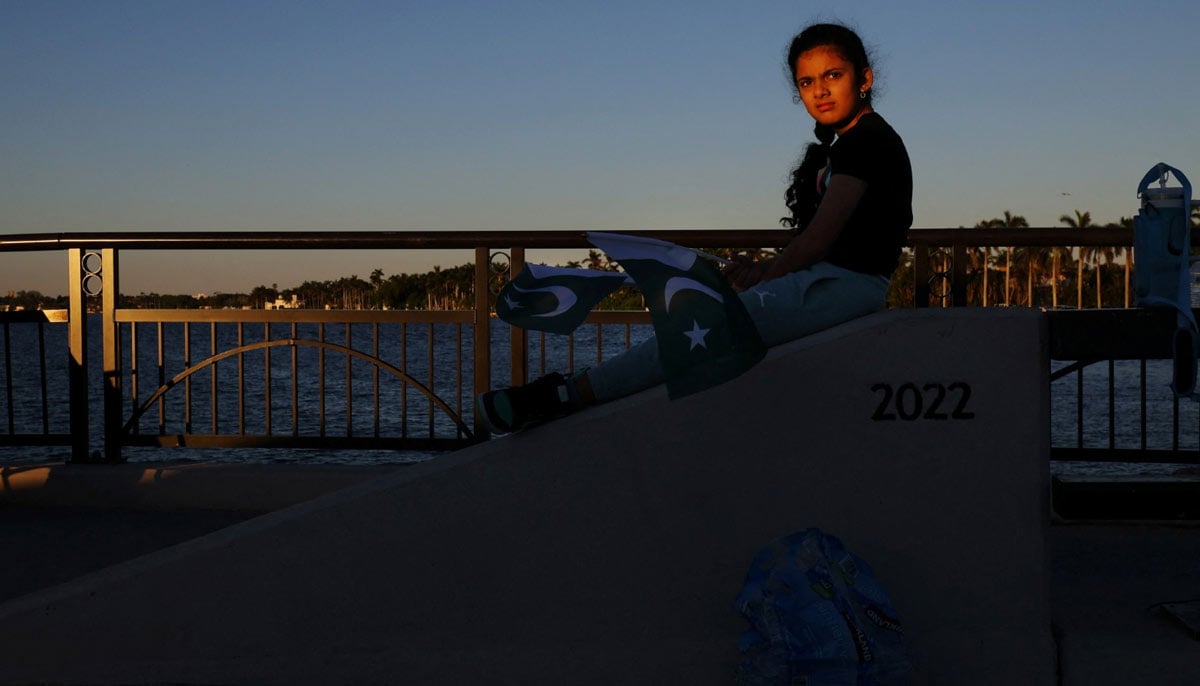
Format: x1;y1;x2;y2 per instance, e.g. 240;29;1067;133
1;314;1196;477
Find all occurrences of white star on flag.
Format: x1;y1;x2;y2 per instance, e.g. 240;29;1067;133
683;320;710;350
503;294;524;310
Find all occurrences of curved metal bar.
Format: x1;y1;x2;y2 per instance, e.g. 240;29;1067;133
927;271;952;301
122;338;474;439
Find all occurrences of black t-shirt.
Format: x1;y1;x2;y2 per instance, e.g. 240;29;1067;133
823;112;913;277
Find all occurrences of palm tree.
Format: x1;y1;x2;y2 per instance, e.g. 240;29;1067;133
249;284;277;309
1011;243;1048;307
1106;217;1135;307
965;244;991;306
971;219;998;306
1060;209;1092;309
985;211;1030;305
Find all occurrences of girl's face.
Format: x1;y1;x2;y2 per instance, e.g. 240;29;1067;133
793;45;873;134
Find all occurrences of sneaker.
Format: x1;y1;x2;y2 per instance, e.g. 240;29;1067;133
476;372;577;434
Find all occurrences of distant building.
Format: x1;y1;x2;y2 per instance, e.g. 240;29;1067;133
265;294;302;310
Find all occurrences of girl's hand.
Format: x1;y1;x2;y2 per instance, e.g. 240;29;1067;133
724;256;772;292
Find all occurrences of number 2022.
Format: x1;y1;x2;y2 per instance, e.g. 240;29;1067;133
871;382;975;421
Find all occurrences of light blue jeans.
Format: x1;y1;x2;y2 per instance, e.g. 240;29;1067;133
585;262;889;402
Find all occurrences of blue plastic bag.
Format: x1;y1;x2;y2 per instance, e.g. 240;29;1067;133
734;529;911;685
1132;163;1198;397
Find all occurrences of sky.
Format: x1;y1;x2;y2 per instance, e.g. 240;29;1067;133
3;0;1199;296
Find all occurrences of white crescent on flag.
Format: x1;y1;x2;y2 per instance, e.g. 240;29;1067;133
511;283;578;318
663;276;724;313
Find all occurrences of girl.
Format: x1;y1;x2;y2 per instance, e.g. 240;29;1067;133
478;23;912;434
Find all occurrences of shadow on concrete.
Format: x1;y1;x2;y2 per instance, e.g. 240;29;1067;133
1;506;255;603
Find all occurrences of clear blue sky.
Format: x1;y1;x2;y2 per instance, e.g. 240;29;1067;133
3;0;1198;296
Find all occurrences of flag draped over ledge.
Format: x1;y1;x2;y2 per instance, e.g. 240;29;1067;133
585;232;766;398
495;233;766;398
495;263;631;335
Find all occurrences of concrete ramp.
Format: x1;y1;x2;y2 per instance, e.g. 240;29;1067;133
0;308;1053;685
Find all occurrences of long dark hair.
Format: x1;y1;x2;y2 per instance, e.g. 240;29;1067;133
780;23;873;230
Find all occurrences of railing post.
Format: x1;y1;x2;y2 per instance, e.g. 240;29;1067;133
473;246;491;439
914;246;930;308
952;240;967;306
510;246;526;387
67;249;91;462
101;249;123;463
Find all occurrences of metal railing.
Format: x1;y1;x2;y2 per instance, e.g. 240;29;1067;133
1;231;753;462
0;309;71;448
908;226;1135;308
3;226;1197;469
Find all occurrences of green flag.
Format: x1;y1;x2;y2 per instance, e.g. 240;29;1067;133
496;263;631;335
586;232;766;398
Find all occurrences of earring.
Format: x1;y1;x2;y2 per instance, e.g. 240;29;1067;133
859;90;867;100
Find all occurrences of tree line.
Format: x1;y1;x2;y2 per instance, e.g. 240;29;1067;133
0;264;481;312
884;209;1200;309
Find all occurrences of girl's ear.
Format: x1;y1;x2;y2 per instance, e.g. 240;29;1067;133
860;67;874;95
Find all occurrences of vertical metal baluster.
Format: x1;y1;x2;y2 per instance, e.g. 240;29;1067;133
373;323;380;438
1173;386;1181;451
401;322;407;438
456;323;463;439
1076;365;1083;448
539;332;546;379
951;241;966;306
238;323;245;435
1108;359;1115;450
65;249;88;461
39;320;50;435
184;322;192;435
291;322;298;437
346;322;353;437
157;322;165;435
128;323;137;436
596;323;603;365
1140;359;1147;450
427;323;435;437
211;322;218;435
3;321;13;435
264;322;271;435
914;246;930;307
319;323;326;437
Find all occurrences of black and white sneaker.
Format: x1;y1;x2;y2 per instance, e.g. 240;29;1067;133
476;372;579;434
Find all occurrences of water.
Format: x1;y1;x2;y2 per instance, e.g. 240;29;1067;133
1;314;1197;476
1049;358;1200;478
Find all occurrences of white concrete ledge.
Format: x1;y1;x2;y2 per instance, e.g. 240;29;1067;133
0;308;1054;685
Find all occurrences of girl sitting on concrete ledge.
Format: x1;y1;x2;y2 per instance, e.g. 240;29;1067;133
478;22;912;433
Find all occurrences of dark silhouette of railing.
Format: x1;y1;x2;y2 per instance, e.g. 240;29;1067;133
4;226;1197;469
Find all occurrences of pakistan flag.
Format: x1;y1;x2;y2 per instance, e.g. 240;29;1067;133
587;232;766;398
496;263;631;335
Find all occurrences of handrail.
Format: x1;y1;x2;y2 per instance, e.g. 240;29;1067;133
0;229;791;252
0;226;1143;253
907;226;1134;247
